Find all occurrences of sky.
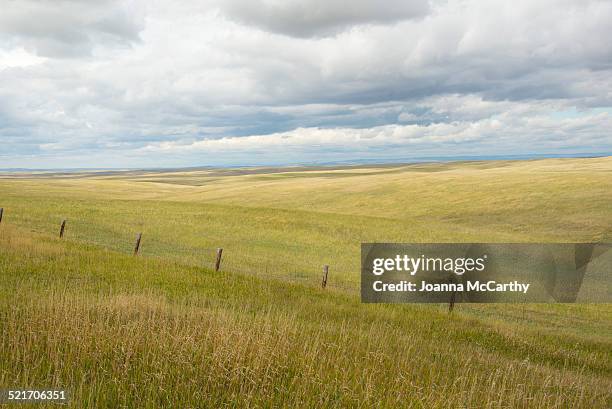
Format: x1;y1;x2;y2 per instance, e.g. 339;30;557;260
1;0;612;168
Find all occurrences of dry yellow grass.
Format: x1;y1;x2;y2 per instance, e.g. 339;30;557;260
1;225;610;408
0;157;611;407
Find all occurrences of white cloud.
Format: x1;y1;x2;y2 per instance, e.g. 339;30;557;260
141;100;612;158
0;0;611;168
0;47;46;70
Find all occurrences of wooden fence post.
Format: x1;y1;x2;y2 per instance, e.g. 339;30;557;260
448;276;457;312
0;208;3;224
59;219;66;238
133;233;142;256
322;265;329;288
215;248;223;271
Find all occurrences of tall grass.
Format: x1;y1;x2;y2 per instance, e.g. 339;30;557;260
1;226;610;408
1;158;611;407
0;157;610;290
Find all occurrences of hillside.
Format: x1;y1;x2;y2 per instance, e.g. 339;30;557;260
1;225;610;407
1;157;611;407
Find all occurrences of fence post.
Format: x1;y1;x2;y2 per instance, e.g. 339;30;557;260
322;265;329;288
59;219;67;238
0;208;3;224
133;233;142;256
215;248;223;271
447;275;457;312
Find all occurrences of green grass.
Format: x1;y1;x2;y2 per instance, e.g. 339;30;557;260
1;157;611;407
1;157;610;289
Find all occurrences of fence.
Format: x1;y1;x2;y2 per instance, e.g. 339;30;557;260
0;206;464;310
0;207;344;292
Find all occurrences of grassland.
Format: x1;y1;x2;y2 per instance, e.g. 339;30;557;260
0;157;611;407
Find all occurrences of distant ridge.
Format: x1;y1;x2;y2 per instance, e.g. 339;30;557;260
1;152;610;172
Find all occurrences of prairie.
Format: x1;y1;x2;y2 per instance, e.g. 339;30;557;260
0;157;611;407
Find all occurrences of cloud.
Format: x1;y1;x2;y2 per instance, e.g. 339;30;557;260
0;47;46;69
217;0;430;38
0;0;611;168
0;0;144;58
140;104;612;157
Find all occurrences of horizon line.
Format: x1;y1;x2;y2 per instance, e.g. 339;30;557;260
1;152;610;172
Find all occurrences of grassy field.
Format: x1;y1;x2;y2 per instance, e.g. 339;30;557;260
0;157;611;407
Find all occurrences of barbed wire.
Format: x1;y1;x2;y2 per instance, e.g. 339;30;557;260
0;210;358;293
